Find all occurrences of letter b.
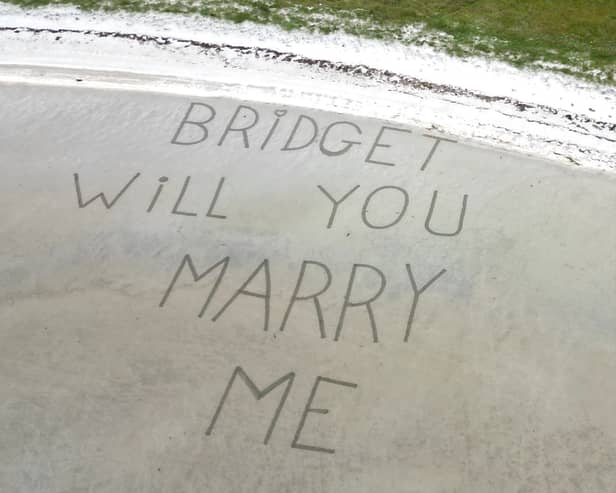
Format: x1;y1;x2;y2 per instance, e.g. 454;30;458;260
171;102;216;145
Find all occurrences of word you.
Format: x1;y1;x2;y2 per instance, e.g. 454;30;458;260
318;184;468;236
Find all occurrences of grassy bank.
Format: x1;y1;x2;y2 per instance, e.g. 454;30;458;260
5;0;616;84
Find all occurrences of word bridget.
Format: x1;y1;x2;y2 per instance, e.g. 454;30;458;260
171;102;455;170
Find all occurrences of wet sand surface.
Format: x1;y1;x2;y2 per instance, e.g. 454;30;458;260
1;82;615;493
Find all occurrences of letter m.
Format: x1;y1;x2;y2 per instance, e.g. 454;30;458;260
159;254;229;317
206;366;295;444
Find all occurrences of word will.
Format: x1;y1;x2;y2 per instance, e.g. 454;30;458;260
73;173;228;219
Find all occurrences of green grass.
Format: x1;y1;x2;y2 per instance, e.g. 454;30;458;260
5;0;616;84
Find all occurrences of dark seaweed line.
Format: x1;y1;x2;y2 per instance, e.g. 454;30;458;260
2;25;615;138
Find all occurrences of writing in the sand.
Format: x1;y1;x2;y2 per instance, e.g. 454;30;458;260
70;100;473;454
